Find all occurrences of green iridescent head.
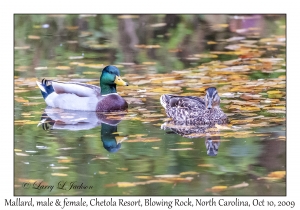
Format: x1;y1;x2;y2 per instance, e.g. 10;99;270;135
100;65;128;95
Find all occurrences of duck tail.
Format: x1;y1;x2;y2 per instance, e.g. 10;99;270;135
160;94;170;109
36;79;55;99
37;113;54;130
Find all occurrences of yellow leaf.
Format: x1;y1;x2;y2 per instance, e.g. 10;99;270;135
268;171;286;179
210;186;228;192
231;119;254;125
21;112;31;116
117;182;137;187
84;134;97;137
267;90;285;99
194;54;218;58
134;176;152;179
58;159;72;163
198;164;214;167
239;106;261;112
146;180;173;184
15;97;29;103
28;35;40;39
112;132;123;134
179;171;199;176
99;171;108;175
51;173;68;177
18;178;43;184
175;142;194;145
142;62;157;65
23;102;44;106
55;66;71;70
14;90;29;93
215;124;231;130
14;120;30;124
115;136;127;144
207;41;217;45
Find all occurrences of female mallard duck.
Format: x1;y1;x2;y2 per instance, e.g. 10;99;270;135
36;65;128;112
160;87;228;125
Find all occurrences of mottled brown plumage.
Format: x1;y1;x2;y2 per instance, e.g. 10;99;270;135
160;87;228;125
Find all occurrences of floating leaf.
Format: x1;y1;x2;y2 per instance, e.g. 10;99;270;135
55;66;71;70
14;149;22;152
179;171;199;176
278;136;286;141
268;171;286;179
207;185;228;192
51;173;68;177
15;153;29;156
116;168;128;171
28;35;40;39
18;178;43;184
117;182;137;187
215;124;232;130
267;90;285;99
175;142;194;145
15;97;29;103
239;106;261;112
231;119;254;125
257;171;286;181
240;94;261;100
198;164;214;167
51;167;69;169
135;176;152;179
228;182;249;189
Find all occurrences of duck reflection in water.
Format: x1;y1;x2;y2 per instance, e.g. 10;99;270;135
38;107;126;153
161;121;221;156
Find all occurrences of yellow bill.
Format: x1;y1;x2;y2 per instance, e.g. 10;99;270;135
114;75;128;86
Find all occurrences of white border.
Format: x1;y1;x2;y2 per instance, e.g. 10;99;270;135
3;0;297;209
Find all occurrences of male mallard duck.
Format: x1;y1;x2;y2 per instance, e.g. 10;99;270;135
160;87;228;125
36;65;128;112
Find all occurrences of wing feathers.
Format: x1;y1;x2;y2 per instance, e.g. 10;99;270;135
52;81;100;97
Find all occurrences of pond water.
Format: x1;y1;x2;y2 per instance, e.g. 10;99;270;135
14;14;286;196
